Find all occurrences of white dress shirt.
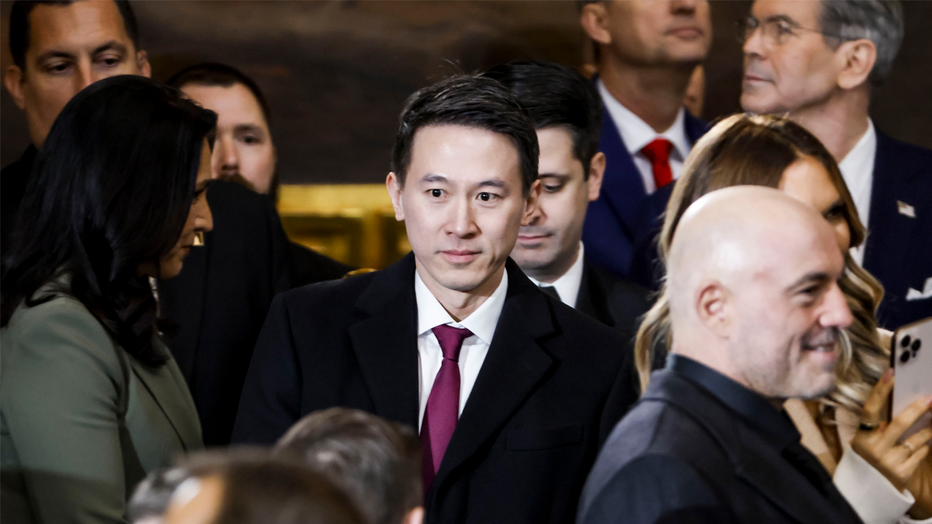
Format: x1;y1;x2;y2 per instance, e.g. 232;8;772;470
837;119;877;266
526;242;586;309
834;443;932;524
597;78;691;194
414;269;508;431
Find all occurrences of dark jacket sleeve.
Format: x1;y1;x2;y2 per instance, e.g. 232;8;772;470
579;454;732;524
230;293;302;444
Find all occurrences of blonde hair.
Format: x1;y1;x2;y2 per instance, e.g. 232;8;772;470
635;114;887;415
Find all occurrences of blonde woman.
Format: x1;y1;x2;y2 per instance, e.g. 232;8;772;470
634;114;931;523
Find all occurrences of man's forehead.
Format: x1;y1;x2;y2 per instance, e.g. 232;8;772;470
28;0;133;56
752;0;822;26
183;83;268;129
409;125;521;179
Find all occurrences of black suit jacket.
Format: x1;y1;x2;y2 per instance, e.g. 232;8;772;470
575;256;651;335
577;368;862;524
861;131;932;328
232;254;639;524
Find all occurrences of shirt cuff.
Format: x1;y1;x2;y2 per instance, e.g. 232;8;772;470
834;444;916;524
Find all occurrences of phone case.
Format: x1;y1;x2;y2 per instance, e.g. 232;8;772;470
890;316;932;441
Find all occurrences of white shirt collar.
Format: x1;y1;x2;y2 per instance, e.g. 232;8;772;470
414;268;508;346
525;243;585;309
597;78;690;162
837;119;877;266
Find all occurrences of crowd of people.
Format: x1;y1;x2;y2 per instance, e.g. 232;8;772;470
1;1;930;523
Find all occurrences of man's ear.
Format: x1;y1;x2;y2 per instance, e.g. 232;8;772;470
579;2;612;46
836;39;876;91
695;280;733;338
386;172;405;221
521;179;542;226
402;507;425;524
587;152;606;202
4;65;27;110
136;50;152;78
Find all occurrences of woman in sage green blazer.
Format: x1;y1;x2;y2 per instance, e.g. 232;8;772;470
1;76;217;524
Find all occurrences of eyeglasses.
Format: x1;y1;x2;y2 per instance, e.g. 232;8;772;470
736;15;848;48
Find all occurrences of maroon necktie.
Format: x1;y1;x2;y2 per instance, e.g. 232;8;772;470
641;138;674;189
420;324;473;494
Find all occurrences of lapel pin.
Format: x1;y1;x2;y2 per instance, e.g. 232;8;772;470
897;201;916;218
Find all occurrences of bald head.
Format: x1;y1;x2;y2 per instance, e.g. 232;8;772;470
667;186;852;401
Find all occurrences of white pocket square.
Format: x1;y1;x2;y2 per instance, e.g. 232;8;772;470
906;277;932;301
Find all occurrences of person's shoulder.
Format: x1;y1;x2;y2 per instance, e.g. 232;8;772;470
277;268;379;314
550;294;627;346
589;261;651;303
286;241;354;285
875;131;932;187
2;294;124;381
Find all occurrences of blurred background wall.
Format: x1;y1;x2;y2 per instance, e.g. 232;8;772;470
4;0;931;183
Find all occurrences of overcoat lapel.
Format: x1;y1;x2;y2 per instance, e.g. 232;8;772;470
598;107;647;241
430;262;556;497
862;132;919;285
348;254;420;430
575;259;614;327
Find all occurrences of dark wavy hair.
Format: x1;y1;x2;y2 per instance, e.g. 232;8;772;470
1;75;217;367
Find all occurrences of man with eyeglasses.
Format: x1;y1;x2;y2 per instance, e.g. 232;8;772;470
740;0;932;330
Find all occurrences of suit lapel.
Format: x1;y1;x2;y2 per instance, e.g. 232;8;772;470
128;350;202;450
348;254;420;429
862;132;919;284
430;261;555;496
598;106;647;241
575;258;614;327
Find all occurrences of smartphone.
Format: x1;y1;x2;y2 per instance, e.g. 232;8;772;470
890;316;932;440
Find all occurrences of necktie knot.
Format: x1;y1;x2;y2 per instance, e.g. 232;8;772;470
431;325;472;362
641;138;674;189
641;138;673;163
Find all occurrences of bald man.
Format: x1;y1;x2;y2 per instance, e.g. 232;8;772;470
577;187;862;524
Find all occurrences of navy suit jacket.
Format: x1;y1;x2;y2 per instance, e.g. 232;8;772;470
862;131;932;329
582;105;706;278
232;254;639;524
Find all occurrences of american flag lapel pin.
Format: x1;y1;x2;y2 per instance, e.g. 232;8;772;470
897;201;916;218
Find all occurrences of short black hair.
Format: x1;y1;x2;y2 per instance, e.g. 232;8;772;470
276;409;422;524
391;75;539;195
167;62;273;128
483;61;603;178
9;0;141;71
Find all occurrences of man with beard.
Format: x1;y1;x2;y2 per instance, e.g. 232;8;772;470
578;187;862;524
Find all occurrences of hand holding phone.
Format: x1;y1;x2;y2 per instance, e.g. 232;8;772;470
891;317;932;440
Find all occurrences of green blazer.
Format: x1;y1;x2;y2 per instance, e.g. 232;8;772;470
1;289;202;524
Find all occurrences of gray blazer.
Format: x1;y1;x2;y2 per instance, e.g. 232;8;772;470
1;287;202;524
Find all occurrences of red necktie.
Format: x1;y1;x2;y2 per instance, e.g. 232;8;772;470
420;324;473;494
641;138;674;189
